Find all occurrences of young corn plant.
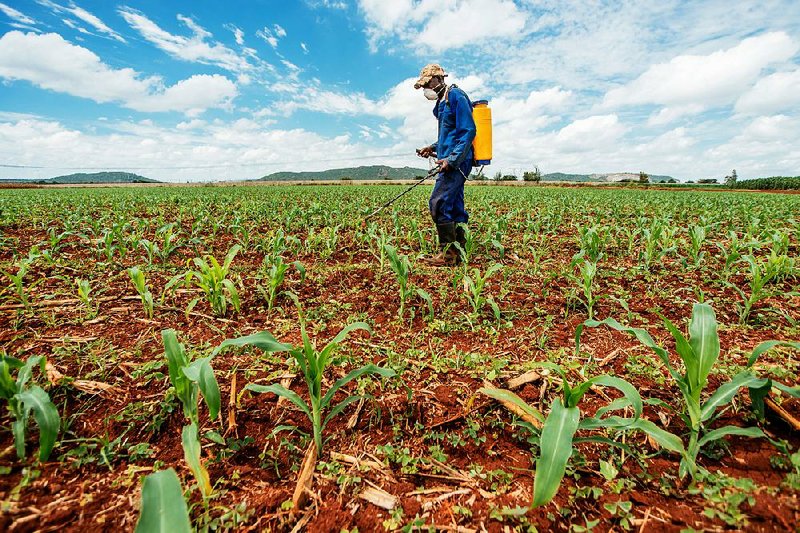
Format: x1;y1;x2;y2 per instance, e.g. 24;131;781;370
685;224;707;267
455;222;477;264
567;259;600;319
479;363;648;507
163;329;221;499
183;244;242;317
463;264;503;319
127;266;154;319
0;354;60;461
76;278;97;320
578;303;800;479
214;295;395;456
2;258;35;311
256;254;305;313
384;244;433;320
577;224;608;262
729;254;781;324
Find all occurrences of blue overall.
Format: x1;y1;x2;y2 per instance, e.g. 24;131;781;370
429;86;476;224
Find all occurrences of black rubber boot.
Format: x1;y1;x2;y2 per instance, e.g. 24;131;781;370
422;222;458;266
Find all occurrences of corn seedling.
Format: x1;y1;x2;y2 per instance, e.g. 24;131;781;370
162;329;220;499
729;254;781;324
568;259;600;319
463;264;503;319
256;254;305;313
578;303;799;479
2;259;35;311
0;354;60;461
76;278;97;320
577;224;608;262
455;222;476;263
479;363;646;507
686;224;706;267
135;468;192;533
184;244;242;317
384;244;433;320
127;266;154;319
214;295;395;456
162;329;220;428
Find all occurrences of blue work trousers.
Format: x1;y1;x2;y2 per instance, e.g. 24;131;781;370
429;163;471;224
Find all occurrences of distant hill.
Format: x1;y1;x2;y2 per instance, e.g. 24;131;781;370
1;172;160;184
543;172;676;183
258;165;428;181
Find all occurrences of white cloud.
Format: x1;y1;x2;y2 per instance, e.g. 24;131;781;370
36;0;126;42
735;69;800;115
554;114;627;152
358;0;527;52
67;4;126;42
273;24;286;38
224;23;245;45
300;42;309;54
647;105;705;126
0;31;237;114
603;32;798;109
119;8;253;74
0;2;37;25
256;26;280;48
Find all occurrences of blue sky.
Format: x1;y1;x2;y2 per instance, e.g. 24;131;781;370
0;0;799;181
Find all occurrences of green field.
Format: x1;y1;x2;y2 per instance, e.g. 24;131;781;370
1;184;799;531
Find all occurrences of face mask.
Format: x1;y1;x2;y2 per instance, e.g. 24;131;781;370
423;82;444;100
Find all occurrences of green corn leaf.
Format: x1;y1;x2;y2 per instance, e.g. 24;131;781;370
245;383;312;420
183;358;221;421
181;423;212;499
321;364;396;410
687;303;720;388
213;331;293;357
477;386;546;425
221;279;240;312
323;394;363;430
697;425;764;449
773;382;800;397
16;355;43;391
567;375;642;421
660;313;698;386
701;371;768;422
223;244;241;271
748;340;800;367
18;385;60;461
318;322;372;366
12;417;27;459
533;398;580;507
134;468;191;533
162;330;189;394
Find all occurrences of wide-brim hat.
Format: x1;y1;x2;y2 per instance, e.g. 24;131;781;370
414;64;447;89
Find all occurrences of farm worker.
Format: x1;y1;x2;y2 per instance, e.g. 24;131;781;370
414;64;476;266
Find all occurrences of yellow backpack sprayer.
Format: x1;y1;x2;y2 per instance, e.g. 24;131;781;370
364;95;492;220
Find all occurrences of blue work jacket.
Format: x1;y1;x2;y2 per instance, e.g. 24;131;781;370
431;86;476;169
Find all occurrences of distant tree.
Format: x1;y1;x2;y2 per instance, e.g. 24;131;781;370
698;178;718;184
500;174;518;181
686;180;695;184
523;166;542;183
725;169;738;187
667;178;678;184
340;176;352;181
493;171;503;181
472;171;488;181
638;171;649;183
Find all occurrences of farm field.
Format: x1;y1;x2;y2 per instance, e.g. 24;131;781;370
0;184;799;532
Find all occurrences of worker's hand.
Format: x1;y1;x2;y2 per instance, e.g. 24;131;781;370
436;159;449;172
416;146;434;158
